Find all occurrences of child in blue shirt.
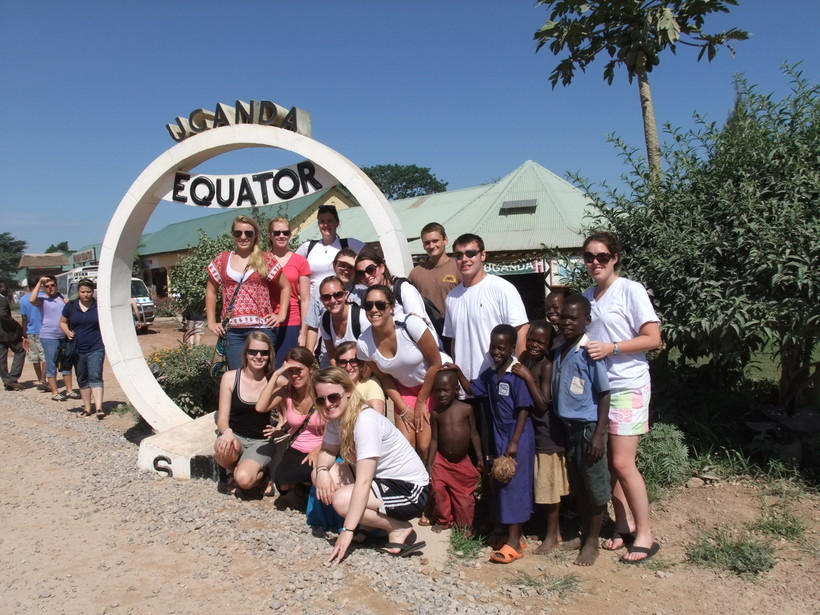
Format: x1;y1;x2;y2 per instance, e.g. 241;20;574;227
448;324;535;564
552;294;611;566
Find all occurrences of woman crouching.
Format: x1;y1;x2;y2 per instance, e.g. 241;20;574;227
311;367;430;563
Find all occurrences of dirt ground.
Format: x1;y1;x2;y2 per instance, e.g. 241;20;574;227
2;318;819;614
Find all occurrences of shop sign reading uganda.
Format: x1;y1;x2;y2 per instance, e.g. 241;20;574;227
161;99;337;208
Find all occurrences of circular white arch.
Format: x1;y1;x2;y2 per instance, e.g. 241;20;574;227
99;125;411;432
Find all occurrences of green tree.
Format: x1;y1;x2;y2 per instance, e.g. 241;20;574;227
570;66;819;411
45;241;70;254
534;0;748;175
361;164;448;200
170;231;233;316
0;232;27;285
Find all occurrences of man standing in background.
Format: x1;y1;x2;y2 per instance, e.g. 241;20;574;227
0;281;26;391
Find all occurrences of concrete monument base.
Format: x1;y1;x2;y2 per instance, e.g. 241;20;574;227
137;412;217;480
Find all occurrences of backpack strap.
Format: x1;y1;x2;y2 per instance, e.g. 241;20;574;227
306;239;318;257
321;309;331;340
340;237;348;250
350;302;362;339
392;277;406;309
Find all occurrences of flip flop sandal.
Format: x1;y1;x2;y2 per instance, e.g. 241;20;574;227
603;531;636;551
620;542;660;564
490;544;524;564
95;408;106;420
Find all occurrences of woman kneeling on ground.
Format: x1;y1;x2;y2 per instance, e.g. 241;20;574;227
214;332;276;495
256;346;324;497
312;367;430;563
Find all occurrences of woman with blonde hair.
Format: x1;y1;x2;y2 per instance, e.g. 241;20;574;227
312;367;430;563
267;216;311;364
206;215;290;369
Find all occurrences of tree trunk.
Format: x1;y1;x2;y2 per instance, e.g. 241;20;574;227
635;60;662;179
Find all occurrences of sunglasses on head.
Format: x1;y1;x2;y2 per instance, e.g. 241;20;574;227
320;290;346;302
315;392;344;406
269;230;291;237
583;251;613;264
336;358;360;368
454;249;480;260
246;348;270;357
232;229;255;238
356;264;379;279
363;300;389;312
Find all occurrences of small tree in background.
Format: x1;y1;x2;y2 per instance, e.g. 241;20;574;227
45;241;70;254
534;0;748;176
361;164;448;200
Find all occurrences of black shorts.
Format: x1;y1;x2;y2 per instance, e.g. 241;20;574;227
371;478;430;522
274;447;313;488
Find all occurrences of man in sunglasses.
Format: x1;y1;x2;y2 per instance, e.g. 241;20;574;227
444;233;529;384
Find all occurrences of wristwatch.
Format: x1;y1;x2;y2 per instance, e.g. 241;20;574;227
613;342;621;356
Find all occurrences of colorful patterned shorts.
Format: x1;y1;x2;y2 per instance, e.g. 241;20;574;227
607;384;651;436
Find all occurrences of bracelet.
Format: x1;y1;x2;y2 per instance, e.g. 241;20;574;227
316;466;330;473
342;527;356;533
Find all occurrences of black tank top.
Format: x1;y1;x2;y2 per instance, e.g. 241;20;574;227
228;370;271;439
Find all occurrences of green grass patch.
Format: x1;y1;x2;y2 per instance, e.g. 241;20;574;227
509;571;581;597
447;526;486;561
687;523;775;576
749;507;806;540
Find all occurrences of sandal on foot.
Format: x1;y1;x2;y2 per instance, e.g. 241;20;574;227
95;408;106;420
76;409;94;417
490;544;524;564
52;393;67;402
66;391;81;400
380;531;426;557
602;531;635;551
620;542;660;564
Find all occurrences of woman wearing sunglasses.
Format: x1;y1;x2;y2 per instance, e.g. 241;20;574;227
256;346;324;496
318;275;370;364
581;231;661;564
206;215;291;370
335;341;385;414
354;247;438;339
355;285;448;466
214;332;276;495
267;217;311;365
311;367;430;563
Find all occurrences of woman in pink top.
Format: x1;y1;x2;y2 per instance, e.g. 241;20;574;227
267;216;311;365
257;346;324;494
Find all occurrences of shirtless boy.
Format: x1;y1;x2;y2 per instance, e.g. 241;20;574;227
426;370;483;533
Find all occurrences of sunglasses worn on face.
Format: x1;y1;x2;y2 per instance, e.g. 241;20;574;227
232;230;255;238
363;300;389;312
269;230;291;237
583;252;613;264
454;249;480;260
337;358;360;368
356;264;379;279
44;284;56;288
320;290;346;302
246;348;270;357
315;392;344;406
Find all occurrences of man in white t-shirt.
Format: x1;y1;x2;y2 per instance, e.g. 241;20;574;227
443;233;529;382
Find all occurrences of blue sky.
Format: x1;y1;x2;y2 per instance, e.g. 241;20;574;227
2;1;818;253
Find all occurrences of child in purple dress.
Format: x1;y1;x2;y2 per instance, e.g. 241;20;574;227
448;324;535;564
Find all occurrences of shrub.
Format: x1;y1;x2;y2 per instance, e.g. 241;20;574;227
637;421;691;501
147;344;219;418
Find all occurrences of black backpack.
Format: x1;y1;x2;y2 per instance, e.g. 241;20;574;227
321;301;362;341
393;277;445;338
306;237;349;256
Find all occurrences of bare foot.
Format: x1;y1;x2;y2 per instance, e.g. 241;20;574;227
534;536;561;554
431;523;452;534
574;541;599;566
559;537;581;551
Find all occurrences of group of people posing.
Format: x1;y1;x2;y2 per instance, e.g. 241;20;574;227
208;208;661;566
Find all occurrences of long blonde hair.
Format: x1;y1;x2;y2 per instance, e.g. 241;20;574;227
310;367;366;463
232;215;267;277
